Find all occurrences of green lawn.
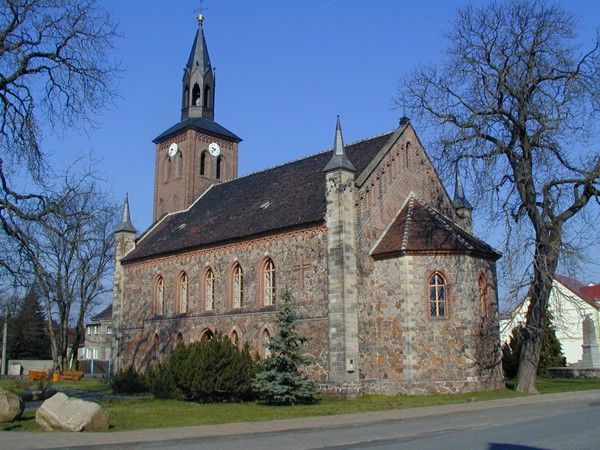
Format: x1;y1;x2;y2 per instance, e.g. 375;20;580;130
2;377;600;432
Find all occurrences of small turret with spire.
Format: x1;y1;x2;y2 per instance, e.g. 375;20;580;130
453;168;473;233
115;194;137;234
323;116;356;173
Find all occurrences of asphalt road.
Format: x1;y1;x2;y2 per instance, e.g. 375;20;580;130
136;394;600;450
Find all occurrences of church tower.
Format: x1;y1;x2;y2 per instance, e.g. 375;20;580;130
152;14;241;222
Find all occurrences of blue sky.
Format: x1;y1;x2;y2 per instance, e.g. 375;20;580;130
43;1;600;288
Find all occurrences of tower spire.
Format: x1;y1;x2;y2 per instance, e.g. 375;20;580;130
181;13;215;121
323;116;356;173
453;167;473;232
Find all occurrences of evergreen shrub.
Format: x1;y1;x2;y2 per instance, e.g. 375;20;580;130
111;367;149;393
148;335;258;403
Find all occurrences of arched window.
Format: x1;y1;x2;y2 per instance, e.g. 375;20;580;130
184;86;189;108
176;332;184;346
155;276;165;316
201;329;214;340
152;334;159;360
429;272;446;318
163;156;171;182
179;272;189;314
216;155;222;179
192;83;201;106
200;151;207;176
263;259;276;306
203;85;211;109
479;273;489;317
230;330;239;344
262;329;272;358
174;152;183;179
205;268;215;311
232;263;243;308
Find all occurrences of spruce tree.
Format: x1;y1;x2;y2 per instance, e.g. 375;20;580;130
9;287;51;359
253;288;318;405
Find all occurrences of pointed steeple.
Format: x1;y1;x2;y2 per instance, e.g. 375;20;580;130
453;168;473;232
181;14;215;121
453;168;472;210
115;194;137;234
323;116;356;173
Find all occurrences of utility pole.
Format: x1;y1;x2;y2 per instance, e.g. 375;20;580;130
1;305;8;376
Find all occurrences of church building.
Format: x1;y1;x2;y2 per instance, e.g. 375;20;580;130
112;15;503;395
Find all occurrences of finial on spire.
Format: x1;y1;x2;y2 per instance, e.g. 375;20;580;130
195;0;206;26
197;14;204;25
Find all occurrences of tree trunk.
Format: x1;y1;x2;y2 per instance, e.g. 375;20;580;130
515;231;560;393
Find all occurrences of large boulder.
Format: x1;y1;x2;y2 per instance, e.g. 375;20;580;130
35;392;109;432
0;387;24;423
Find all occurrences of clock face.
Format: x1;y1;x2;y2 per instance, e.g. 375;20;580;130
208;142;221;157
168;143;179;157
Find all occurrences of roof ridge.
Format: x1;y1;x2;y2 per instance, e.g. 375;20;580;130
225;130;396;184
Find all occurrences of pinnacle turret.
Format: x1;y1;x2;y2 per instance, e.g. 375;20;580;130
323;116;356;173
115;194;137;234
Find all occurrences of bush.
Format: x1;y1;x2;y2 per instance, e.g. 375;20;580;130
149;335;259;403
502;321;567;378
111;367;149;393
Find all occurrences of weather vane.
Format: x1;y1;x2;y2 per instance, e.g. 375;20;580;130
194;0;207;23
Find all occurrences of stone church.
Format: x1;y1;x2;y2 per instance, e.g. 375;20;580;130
112;15;503;395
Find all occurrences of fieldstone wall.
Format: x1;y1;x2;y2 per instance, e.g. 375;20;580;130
356;253;503;394
119;226;330;379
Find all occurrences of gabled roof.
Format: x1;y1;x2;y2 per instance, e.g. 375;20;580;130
123;131;395;263
371;195;500;260
89;304;112;323
554;274;600;309
153;116;241;144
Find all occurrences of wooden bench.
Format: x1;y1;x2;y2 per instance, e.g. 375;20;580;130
59;371;84;381
28;370;49;381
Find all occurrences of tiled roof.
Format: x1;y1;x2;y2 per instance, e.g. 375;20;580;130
371;195;501;260
91;304;112;322
554;274;600;309
153;117;242;143
123;132;395;263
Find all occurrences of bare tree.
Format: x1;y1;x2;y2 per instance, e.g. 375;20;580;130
19;168;118;371
0;0;120;275
398;0;600;393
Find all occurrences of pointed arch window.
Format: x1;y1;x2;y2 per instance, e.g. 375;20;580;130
262;329;272;358
216;155;222;179
230;330;239;345
232;263;243;308
155;276;165;316
152;334;159;360
263;259;276;306
429;272;446;318
204;268;215;311
163;157;171;182
192;83;201;106
176;332;184;347
200;151;207;176
174;152;183;179
203;85;211;109
179;272;189;314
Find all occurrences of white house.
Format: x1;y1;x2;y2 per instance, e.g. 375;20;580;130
500;275;600;365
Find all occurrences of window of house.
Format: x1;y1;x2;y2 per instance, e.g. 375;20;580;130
180;272;189;314
85;347;91;359
94;325;99;335
87;327;91;335
429;272;446;318
106;326;112;335
232;263;243;308
156;276;165;316
205;268;215;311
263;259;276;306
93;347;99;359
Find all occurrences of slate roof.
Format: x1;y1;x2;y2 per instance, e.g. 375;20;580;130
371;195;501;260
153;117;241;143
90;304;112;323
123;131;395;263
555;274;600;308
